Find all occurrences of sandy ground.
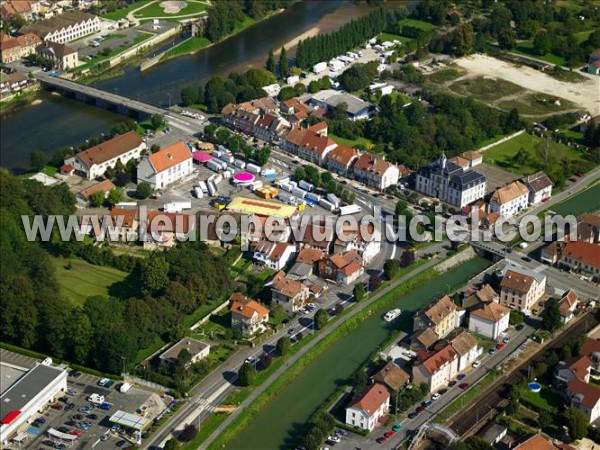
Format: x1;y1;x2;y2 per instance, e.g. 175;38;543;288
455;54;600;114
280;26;321;53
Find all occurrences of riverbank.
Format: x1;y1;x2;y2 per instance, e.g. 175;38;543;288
0;85;41;114
204;256;490;450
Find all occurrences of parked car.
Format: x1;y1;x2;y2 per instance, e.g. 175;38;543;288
376;437;387;444
392;423;403;432
438;389;448;395
65;403;75;410
416;406;425;413
384;431;394;438
503;337;510;343
116;440;127;447
472;361;481;368
34;417;46;425
98;378;109;387
422;400;432;408
459;382;470;389
457;373;466;380
496;343;505;350
448;380;457;387
287;328;295;335
57;427;70;433
488;348;497;355
408;412;418;419
69;429;83;437
52;403;63;410
87;414;98;420
516;324;525;331
431;393;441;401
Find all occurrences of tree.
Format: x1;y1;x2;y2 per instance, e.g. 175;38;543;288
30;150;47;172
533;31;552;55
141;256;170;295
351;369;368;392
203;123;217;139
150;144;161;154
542;298;561;332
150;113;166;130
330;102;349;121
278;86;297;101
179;424;198;442
395;200;408;216
258;352;272;371
254;146;271;166
266;47;276;74
314;308;328;330
163;439;180;450
451;23;474;56
180;85;199;106
136;181;153;199
238;362;255;386
383;259;399;280
565;407;588;439
279;46;289;78
88;191;106;207
537;409;553;429
497;28;516;50
106;188;124;206
509;310;525;326
353;283;365;302
276;336;291;356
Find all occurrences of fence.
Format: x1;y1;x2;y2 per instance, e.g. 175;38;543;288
477;129;526;153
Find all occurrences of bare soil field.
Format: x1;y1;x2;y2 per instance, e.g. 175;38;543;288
454;54;599;114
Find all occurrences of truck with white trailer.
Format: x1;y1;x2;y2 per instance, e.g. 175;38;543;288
291;187;307;199
298;180;315;192
207;181;218;197
305;192;321;204
198;181;208;193
246;163;261;174
318;198;336;212
338;204;362;215
164;202;192;213
193;187;204;198
326;193;341;208
234;159;246;169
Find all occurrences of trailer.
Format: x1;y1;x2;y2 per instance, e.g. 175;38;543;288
286;75;300;85
280;182;294;193
246;163;261;174
298;180;315;192
312;62;327;74
326;193;341;207
193;187;204;198
206;159;223;172
250;180;263;191
115;202;138;209
338;204;362;215
218;153;234;164
338;55;353;64
291;187;307;199
217;145;229;153
305;192;321;204
318;198;336;212
164;202;191;213
233;159;246;169
328;60;345;72
261;168;276;177
277;192;294;204
198;181;208;193
275;176;291;187
207;181;218;197
118;383;131;394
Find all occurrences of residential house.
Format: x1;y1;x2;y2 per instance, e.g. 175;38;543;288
96;206;138;241
541;240;562;265
577;213;600;243
499;264;547;313
144;210;193;248
556;356;592;386
560;240;600;279
412;344;459;393
411;327;439;351
65;131;145;180
325;144;359;177
415;154;486;208
460;151;483;167
307;90;375;121
566;377;600;423
280;97;310;124
20;10;100;43
251;240;295;271
352;152;399;190
469;302;510;340
449;331;481;371
296;223;334;253
371;362;410;392
580;338;600;377
78;179;115;202
462;283;498;311
36;40;78;69
490;181;530;218
253;114;290;143
271;270;310;313
333;222;381;264
1;0;40;21
522;171;553;205
0;32;41;63
588;49;600;75
281;125;337;165
318;251;364;285
345;383;390;431
158;338;210;365
229;293;270;337
137;141;193;189
0;71;28;96
558;289;579;323
413;295;459;340
511;434;564;450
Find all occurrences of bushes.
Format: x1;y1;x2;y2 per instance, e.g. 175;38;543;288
302;413;335;450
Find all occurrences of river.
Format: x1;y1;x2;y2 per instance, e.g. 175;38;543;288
1;0;405;172
226;257;492;450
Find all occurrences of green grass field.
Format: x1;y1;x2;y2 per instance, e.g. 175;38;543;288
398;18;437;31
498;93;576;116
521;384;563;412
134;0;207;20
52;257;129;306
483;133;591;176
101;0;154;21
162;36;210;59
450;76;524;103
76;32;152;72
513;41;567;66
329;134;373;149
426;67;466;84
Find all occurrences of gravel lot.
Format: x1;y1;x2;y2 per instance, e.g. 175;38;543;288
455;54;599;113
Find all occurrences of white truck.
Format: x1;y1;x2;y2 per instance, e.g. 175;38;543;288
193;186;204;198
207;181;218;197
338;204;362;215
88;394;105;405
326;193;341;208
312;62;327;74
298;180;315;192
118;383;131;393
319;198;336;212
234;159;246;169
246;163;261;174
164;202;191;213
198;181;208;194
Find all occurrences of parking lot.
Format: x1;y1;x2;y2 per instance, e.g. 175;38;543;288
475;162;519;193
1;348;168;450
76;28;145;61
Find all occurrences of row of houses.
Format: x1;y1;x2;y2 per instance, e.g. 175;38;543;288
20;10;100;44
221;97;401;190
0;31;78;68
1;0;96;22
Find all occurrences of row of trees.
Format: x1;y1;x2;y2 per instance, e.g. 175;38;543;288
295;8;404;69
266;46;289;79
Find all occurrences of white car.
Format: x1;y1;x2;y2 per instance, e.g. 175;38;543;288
97;378;109;387
327;436;341;443
472;361;481;368
308;302;317;308
431;393;441;401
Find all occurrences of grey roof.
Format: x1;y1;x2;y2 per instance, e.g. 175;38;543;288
449;170;486;190
419;154;486;191
0;364;65;421
287;262;312;280
159;338;210;362
308;90;375;116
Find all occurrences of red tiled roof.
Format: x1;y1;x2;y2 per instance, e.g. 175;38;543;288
309;121;328;133
421;345;457;375
567;377;600;409
79;179;115;199
341;260;362;276
580;337;600;358
350;383;389;416
353;152;395;177
501;269;535;295
326;144;358;167
230;298;269;320
296;248;325;265
568;356;591;381
559;289;578;317
74;131;142;168
285;127;336;157
563;241;600;269
148;141;192;174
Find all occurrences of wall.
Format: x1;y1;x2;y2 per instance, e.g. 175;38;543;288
109;25;181;68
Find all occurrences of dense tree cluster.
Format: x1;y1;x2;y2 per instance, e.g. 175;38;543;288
0;172;232;378
205;0;290;42
338;61;378;92
302;413;336;450
295;8;403;69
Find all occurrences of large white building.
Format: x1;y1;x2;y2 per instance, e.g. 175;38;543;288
352;152;399;190
469;302;511;340
137;141;193;189
345;383;390;432
0;362;68;446
489;180;530;217
65;131;145;180
415;154;486;208
20;11;100;43
522;171;552;205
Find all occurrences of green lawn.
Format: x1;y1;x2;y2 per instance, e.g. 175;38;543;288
552;183;600;216
162;36;211;60
521;384;563;412
513;43;566;66
134;0;207;20
398;18;437;31
101;0;154;21
450;76;524;103
426;67;466;84
483;133;591;176
498;93;576;117
52;257;129;306
329;134;373;149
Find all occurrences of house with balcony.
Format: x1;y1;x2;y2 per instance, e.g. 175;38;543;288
345;383;390;432
271;270;310;313
468;302;510;341
371;362;410;392
251;240;295;271
333;221;381;264
449;331;481;371
317;250;364;285
566;377;600;423
229;293;270;337
412;344;459;393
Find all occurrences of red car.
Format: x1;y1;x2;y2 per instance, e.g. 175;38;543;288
377;437;387;444
384;431;394;438
416;405;426;413
69;429;83;437
496;343;505;350
459;382;470;389
51;404;63;410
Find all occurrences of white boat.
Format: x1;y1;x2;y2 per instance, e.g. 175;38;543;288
383;309;401;322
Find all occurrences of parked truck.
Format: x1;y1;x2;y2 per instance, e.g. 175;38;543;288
318;198;336;212
312;62;327;74
246;163;261;174
291;187;307;199
326;193;341;208
234;159;246;169
280;182;294;193
164;202;192;213
193;187;204;198
305;192;321;204
118;383;131;394
207;181;218;197
298;180;315;192
198;181;208;193
338;204;362;215
206;159;224;172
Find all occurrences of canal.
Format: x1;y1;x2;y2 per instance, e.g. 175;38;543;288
226;257;492;450
1;0;405;171
553;183;600;216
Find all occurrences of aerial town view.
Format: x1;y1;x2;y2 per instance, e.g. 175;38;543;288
0;0;599;449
